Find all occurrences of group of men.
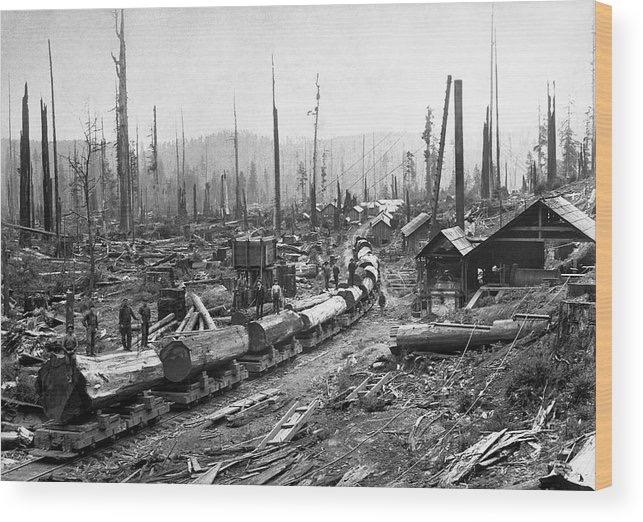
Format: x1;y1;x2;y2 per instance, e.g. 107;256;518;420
321;259;342;291
62;297;153;358
253;278;284;318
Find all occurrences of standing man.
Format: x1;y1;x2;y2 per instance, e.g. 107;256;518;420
82;304;99;356
254;279;265;318
138;301;152;349
348;257;357;286
271;279;283;314
62;325;78;363
322;261;331;291
332;261;340;289
119;299;138;352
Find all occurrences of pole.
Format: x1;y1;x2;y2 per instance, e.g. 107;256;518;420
454;80;464;230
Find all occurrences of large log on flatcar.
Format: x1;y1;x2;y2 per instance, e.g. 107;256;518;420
358;253;379;272
357;246;372;260
247;310;304;352
158;326;249;382
299;296;348;330
37;350;166;422
362;265;378;284
337;285;364;310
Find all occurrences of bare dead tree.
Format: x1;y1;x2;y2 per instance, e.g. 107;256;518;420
111;9;131;233
19;82;31;245
67;116;101;292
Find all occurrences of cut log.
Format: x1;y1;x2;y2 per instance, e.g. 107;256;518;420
190;292;217;330
158;326;249;382
357;246;372;260
393;318;548;353
362;265;379;284
289;292;333;312
37;349;165;421
133;313;176;348
176;307;195;332
185;309;200;332
358;253;379;272
247;310;304;353
299;296;347;330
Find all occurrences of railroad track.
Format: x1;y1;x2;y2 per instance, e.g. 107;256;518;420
2;456;73;482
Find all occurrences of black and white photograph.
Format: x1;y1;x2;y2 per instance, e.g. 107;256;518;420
0;0;605;491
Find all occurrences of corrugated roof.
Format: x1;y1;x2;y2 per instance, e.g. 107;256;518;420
401;212;431;237
542;196;596;241
441;226;475;256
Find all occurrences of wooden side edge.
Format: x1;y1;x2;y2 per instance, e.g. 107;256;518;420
595;1;612;490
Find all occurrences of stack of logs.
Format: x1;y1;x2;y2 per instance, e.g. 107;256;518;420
174;293;218;333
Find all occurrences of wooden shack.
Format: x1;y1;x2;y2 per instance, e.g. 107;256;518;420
348;205;365;223
231;236;277;269
370;211;393;247
416;196;596;312
401;212;431;253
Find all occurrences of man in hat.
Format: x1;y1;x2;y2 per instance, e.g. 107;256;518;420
82;304;99;356
138;301;152;349
119;299;139;352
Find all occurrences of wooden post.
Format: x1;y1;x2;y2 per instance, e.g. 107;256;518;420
454;80;464;231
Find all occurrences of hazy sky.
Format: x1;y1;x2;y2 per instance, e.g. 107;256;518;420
1;1;594;150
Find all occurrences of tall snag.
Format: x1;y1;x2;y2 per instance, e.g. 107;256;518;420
430;75;452;235
19;82;31;243
112;9;131;233
547;82;557;186
272;57;281;234
48;41;61;238
310;74;320;228
40;99;53;231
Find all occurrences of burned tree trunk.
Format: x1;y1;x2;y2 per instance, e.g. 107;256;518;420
310;74;320;228
19;82;31;243
547;82;557;186
48;40;61;239
112;9;131;233
40;99;53;232
430;75;452;234
272;57;282;233
453;80;464;230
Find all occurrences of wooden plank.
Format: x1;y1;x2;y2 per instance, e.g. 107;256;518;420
192;462;222;484
256;401;300;450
